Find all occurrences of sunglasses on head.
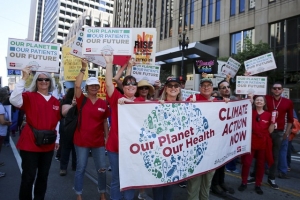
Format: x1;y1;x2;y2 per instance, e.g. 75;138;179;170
124;81;137;86
272;87;282;90
167;84;180;88
37;78;50;82
138;86;149;90
256;115;260;122
220;86;230;90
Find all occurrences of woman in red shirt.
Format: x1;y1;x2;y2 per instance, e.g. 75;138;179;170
74;59;110;200
238;95;275;195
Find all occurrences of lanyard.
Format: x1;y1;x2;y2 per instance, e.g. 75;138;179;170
273;97;282;110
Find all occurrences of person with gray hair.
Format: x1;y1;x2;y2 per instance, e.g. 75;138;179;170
9;66;61;200
0;87;12;178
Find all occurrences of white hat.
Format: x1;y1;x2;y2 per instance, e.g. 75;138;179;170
86;77;100;86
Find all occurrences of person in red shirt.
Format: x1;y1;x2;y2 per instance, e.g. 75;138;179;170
265;82;293;189
10;66;61;200
238;95;275;195
104;55;145;200
74;59;110;200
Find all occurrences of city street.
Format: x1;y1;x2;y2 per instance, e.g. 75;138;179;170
0;135;300;200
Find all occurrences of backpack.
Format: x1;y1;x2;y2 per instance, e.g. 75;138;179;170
64;97;87;135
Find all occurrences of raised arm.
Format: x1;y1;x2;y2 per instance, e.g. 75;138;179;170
104;54;114;97
75;59;87;99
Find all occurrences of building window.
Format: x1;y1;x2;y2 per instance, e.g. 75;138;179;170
215;0;221;21
178;0;183;33
184;0;188;30
230;0;236;16
249;0;255;9
160;0;165;39
231;29;255;54
239;0;245;13
208;0;213;24
269;0;275;2
190;0;195;30
201;0;206;26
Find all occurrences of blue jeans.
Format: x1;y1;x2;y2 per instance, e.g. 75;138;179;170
152;185;173;200
74;145;106;194
278;138;288;174
226;158;237;171
287;140;292;168
107;151;135;200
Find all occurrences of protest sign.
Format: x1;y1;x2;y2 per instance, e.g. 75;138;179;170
282;88;290;99
62;46;88;81
118;100;252;190
97;77;119;100
82;27;132;55
131;64;160;85
88;69;98;78
7;69;21;76
181;89;200;100
7;38;60;73
132;28;156;64
244;52;276;75
221;57;241;77
235;76;267;95
70;30;107;67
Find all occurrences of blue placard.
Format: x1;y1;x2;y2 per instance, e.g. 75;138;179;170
7;69;21;76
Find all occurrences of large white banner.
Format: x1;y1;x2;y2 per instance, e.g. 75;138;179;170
244;52;277;75
7;38;60;73
118;100;252;190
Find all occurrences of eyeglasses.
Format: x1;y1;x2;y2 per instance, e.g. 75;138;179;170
167;84;180;88
124;81;137;86
272;87;282;90
256;115;260;122
200;84;212;89
138;86;149;90
220;86;230;90
37;78;50;82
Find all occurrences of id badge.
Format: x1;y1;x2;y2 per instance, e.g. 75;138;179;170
274;123;277;129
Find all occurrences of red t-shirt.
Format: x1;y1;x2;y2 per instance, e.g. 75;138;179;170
251;110;271;150
106;88;145;153
265;95;293;130
17;92;61;152
74;93;110;147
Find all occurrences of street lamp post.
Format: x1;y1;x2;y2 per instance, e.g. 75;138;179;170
178;31;189;77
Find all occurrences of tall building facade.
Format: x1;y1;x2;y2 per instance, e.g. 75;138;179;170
27;0;114;44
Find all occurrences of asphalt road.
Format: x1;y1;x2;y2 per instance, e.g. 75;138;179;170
1;135;300;200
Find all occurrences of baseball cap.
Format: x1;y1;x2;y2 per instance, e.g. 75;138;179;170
165;77;181;85
200;78;213;84
86;77;100;86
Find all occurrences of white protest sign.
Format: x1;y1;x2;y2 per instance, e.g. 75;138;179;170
70;30;106;67
118;100;252;190
82;27;132;55
244;52;277;75
7;38;60;73
181;89;200;100
221;57;241;77
282;88;290;99
236;76;267;95
131;65;160;85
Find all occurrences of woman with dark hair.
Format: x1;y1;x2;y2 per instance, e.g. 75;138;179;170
59;88;77;176
9;66;61;199
238;95;275;195
105;55;146;200
0;87;12;177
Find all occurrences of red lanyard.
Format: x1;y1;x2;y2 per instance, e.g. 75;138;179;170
273;97;282;110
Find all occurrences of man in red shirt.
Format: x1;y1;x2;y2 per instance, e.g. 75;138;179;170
265;82;293;189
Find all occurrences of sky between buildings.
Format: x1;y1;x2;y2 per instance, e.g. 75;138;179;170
0;0;31;86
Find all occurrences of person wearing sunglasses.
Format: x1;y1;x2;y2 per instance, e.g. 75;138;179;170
73;59;110;200
136;80;155;100
9;66;61;200
104;55;146;200
238;95;275;195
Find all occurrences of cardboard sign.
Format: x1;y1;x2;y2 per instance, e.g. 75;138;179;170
181;89;200;100
282;88;290;99
244;52;277;75
235;76;267;95
131;65;160;85
82;27;132;55
7;38;60;73
118;100;252;190
194;59;218;74
132;28;156;64
70;30;107;67
221;57;241;77
62;46;88;81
